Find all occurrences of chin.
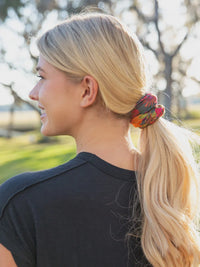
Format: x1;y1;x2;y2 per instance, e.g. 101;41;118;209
41;125;68;136
41;125;56;136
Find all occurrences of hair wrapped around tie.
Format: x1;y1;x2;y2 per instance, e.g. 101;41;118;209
130;93;165;129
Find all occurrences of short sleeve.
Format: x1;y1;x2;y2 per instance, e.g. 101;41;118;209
0;192;36;267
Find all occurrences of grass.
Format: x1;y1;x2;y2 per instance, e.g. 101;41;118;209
0;128;140;184
0;134;76;184
0;116;200;184
174;118;200;132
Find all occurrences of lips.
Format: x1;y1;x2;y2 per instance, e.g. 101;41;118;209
40;109;46;115
38;103;47;118
40;113;47;120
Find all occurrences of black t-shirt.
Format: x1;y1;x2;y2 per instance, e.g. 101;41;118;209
0;152;150;267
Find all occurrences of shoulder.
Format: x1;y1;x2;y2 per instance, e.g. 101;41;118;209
0;155;86;218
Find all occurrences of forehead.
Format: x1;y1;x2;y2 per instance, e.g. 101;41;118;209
36;54;70;80
37;55;48;69
36;54;57;73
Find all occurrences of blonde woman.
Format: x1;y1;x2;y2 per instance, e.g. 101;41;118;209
0;12;200;267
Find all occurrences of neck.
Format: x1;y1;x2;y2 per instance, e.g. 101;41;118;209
73;113;137;171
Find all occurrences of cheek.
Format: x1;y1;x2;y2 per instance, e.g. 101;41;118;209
54;97;81;124
39;83;58;105
38;85;48;101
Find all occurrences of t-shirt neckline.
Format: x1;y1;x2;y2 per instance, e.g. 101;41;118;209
76;152;136;181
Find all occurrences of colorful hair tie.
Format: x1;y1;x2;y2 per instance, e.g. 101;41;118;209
130;93;165;129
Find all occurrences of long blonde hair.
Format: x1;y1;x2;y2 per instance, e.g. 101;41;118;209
37;12;200;266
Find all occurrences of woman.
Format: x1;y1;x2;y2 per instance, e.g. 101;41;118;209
0;12;200;267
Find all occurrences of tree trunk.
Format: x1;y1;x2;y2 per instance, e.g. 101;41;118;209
163;55;173;120
6;104;15;138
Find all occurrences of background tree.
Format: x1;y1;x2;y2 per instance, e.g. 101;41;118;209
0;0;112;137
120;0;200;119
0;0;199;132
0;0;112;110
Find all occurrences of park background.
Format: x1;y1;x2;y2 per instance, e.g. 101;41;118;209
0;0;200;184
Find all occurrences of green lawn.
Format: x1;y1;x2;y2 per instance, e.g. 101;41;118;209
0;134;76;184
0;117;199;184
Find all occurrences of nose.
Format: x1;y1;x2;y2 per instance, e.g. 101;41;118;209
29;84;39;101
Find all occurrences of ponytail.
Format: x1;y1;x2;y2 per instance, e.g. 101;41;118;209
133;118;200;266
36;12;200;266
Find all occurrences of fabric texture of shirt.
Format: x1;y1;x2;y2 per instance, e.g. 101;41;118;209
0;152;150;267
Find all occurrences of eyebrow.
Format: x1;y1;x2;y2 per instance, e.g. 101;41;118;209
36;66;46;72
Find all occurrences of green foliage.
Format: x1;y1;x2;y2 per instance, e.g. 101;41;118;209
182;110;200;120
194;145;200;164
174;118;200;132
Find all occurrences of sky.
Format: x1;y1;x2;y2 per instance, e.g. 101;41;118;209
0;6;59;105
0;0;200;106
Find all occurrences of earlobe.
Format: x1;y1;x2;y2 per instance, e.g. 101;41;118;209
80;76;99;108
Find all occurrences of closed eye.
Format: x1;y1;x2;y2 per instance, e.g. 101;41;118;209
37;75;44;80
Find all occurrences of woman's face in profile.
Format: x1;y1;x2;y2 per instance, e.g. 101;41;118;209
29;55;83;137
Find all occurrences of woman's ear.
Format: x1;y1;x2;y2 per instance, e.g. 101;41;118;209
80;75;99;108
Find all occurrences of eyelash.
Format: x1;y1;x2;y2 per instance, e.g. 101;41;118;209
37;75;44;79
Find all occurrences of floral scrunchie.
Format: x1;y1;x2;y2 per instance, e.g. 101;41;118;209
130;93;165;129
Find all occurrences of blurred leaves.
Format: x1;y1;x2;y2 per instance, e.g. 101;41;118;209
0;0;25;20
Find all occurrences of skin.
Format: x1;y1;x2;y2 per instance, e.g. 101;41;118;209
0;244;17;267
0;55;137;266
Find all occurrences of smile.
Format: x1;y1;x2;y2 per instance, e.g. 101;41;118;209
39;105;47;119
40;113;47;120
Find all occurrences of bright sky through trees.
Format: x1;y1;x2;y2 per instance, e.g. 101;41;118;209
0;0;200;105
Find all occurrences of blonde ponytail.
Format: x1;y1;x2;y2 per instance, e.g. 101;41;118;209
135;118;200;266
37;12;200;266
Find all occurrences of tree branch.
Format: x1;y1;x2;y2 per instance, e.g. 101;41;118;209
190;76;200;85
153;0;165;55
139;38;159;59
171;32;189;57
178;67;200;86
129;3;153;24
1;82;40;113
